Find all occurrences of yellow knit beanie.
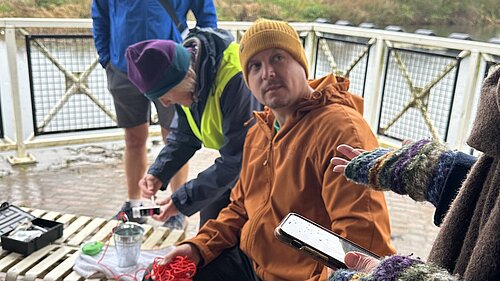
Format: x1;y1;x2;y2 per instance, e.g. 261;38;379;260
239;19;309;85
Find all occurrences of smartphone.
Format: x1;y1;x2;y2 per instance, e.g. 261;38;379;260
274;212;380;269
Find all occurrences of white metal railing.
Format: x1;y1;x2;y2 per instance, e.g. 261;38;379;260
1;18;499;164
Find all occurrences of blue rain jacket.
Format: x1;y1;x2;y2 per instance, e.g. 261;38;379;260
91;0;217;72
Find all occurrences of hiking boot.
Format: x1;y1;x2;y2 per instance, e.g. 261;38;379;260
163;213;187;230
113;201;147;224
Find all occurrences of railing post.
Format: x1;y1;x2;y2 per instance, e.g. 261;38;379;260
366;37;386;134
454;50;481;151
5;25;36;165
302;27;317;79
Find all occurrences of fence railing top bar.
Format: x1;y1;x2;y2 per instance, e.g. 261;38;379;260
217;21;328;33
311;22;500;55
1;18;499;56
0;18;91;29
217;21;252;30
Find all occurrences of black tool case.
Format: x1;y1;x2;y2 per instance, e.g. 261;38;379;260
0;202;63;256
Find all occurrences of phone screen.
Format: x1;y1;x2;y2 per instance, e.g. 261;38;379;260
279;213;379;263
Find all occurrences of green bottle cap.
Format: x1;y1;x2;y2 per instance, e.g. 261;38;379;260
82;241;104;256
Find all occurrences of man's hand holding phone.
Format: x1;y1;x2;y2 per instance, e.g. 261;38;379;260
344;252;380;271
275;213;381;270
326;251;380;277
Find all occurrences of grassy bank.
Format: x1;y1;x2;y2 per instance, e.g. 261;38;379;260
0;0;498;26
216;0;499;26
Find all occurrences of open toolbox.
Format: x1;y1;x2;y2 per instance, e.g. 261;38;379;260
0;202;63;256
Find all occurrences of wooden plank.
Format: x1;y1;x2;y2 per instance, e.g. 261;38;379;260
57;213;77;226
141;224;154;235
5;244;57;281
65;271;100;281
58;216;92;243
66;218;106;247
0;252;23;272
159;228;185;249
88;220;116;243
23;246;74;281
142;228;169;250
41;211;61;221
44;250;79;281
29;209;47;218
63;271;84;281
0;246;14;258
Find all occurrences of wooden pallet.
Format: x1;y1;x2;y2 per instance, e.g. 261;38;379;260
0;209;185;281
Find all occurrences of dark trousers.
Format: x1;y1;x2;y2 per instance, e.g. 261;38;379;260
198;190;231;227
194;246;261;281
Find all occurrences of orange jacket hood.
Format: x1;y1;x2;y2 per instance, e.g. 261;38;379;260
253;73;365;128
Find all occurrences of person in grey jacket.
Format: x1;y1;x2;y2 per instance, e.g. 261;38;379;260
126;28;261;228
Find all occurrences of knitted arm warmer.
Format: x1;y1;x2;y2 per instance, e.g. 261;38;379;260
344;139;455;207
329;255;459;281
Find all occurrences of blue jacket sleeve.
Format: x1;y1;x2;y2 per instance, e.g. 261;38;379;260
433;151;476;226
170;73;259;216
91;0;110;68
148;108;202;188
190;0;218;28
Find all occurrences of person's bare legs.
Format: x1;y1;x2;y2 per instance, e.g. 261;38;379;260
125;123;149;200
161;127;189;191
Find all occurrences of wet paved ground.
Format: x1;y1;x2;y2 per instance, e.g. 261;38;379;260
0;137;439;259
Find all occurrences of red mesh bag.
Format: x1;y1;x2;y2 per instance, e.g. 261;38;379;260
149;256;196;281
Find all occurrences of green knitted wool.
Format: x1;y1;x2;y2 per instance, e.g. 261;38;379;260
398;263;459;281
368;150;395;187
377;143;413;191
351;272;369;281
400;141;444;201
358;275;375;281
344;150;377;185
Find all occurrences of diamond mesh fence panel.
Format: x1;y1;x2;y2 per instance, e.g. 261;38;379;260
314;36;371;96
378;48;460;142
26;35;116;135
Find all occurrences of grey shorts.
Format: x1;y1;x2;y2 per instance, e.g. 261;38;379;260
105;64;175;129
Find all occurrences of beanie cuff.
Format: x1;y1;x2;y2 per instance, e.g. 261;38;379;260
242;30;303;64
239;22;309;85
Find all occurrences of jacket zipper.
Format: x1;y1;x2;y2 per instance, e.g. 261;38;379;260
245;132;274;254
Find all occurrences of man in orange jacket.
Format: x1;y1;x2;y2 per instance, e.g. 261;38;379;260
155;19;395;281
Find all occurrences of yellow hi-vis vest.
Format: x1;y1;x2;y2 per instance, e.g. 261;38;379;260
180;42;241;149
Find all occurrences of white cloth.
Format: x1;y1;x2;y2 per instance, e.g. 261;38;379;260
73;244;173;281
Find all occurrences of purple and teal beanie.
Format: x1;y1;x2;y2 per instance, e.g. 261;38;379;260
126;39;191;101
